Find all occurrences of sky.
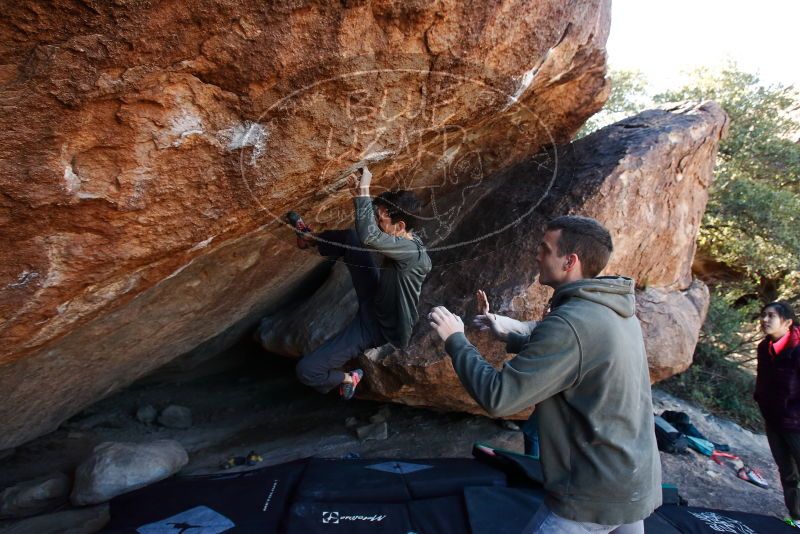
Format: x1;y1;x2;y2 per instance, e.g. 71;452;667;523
607;0;800;92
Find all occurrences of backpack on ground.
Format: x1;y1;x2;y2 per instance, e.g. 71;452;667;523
661;410;731;452
654;415;688;454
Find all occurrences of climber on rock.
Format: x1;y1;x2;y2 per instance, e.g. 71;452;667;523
275;165;432;400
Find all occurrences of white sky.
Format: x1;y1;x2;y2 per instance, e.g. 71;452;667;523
607;0;800;92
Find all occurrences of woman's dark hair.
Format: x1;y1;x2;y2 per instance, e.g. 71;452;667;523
761;301;800;326
372;190;421;231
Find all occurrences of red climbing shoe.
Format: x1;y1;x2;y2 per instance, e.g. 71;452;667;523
339;369;363;400
737;466;769;489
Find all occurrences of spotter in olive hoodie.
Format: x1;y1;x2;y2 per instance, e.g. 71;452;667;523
444;276;662;525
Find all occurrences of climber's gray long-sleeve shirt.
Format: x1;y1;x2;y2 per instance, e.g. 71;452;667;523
445;277;662;525
354;196;431;348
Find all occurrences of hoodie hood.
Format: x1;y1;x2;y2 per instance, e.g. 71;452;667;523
551;276;636;318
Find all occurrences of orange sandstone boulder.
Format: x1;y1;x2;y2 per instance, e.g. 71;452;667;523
0;1;611;448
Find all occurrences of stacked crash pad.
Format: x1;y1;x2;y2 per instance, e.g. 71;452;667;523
105;454;794;533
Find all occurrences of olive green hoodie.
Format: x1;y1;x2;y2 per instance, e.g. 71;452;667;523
445;276;661;525
354;197;431;348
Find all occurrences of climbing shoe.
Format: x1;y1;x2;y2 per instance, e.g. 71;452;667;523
783;518;800;528
285;211;315;249
340;369;363;400
737;466;769;489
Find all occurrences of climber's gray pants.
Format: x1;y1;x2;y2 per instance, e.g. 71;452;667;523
295;229;386;393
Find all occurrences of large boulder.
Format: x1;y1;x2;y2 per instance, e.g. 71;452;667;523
638;281;711;382
70;440;188;505
1;1;611;449
259;102;728;415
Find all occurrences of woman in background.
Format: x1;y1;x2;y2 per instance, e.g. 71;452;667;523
754;301;800;525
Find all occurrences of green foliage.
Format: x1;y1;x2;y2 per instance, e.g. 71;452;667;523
654;66;800;427
607;64;800;428
700;179;800;282
657;66;800;194
700;290;761;359
576;69;650;137
655;65;800;305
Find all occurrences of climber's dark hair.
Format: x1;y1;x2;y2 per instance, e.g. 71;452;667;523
372;190;421;231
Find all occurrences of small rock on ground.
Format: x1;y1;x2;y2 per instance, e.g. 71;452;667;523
157;405;192;429
64;413;126;431
136;405;157;425
500;420;521;431
344;416;358;428
0;473;70;519
356;422;388;441
70;440;188;505
0;504;109;534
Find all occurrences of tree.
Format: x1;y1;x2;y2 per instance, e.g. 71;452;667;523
655;65;800;307
581;65;800;427
651;65;800;428
576;69;650;137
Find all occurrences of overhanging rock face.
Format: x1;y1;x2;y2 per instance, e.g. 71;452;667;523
1;1;611;448
260;102;728;416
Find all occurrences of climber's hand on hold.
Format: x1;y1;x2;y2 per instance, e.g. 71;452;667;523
349;165;372;197
429;306;465;342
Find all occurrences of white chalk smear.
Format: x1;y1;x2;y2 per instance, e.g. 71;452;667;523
363;150;394;162
504;67;536;111
64;165;81;194
6;270;39;289
190;235;216;251
322;150;398;194
170;111;204;146
218;121;268;165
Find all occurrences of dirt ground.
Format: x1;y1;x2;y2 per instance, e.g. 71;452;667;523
0;340;790;530
652;389;785;517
